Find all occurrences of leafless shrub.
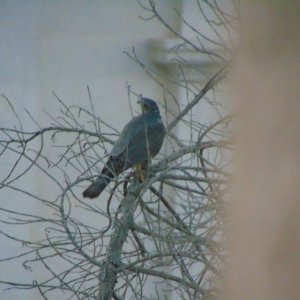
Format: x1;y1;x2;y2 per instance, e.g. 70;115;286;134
0;1;236;299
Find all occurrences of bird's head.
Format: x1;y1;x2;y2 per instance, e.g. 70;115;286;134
137;97;159;113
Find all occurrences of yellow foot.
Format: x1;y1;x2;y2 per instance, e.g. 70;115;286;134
135;164;145;182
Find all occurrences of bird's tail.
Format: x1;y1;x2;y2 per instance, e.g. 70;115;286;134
82;175;111;199
83;157;124;199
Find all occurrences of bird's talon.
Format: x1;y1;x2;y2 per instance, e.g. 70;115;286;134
135;164;145;182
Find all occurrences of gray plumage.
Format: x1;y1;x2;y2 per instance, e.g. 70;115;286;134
83;98;165;198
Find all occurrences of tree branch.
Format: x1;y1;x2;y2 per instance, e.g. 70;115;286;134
97;182;143;300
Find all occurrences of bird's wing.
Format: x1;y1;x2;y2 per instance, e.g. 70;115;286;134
111;113;164;168
111;115;144;157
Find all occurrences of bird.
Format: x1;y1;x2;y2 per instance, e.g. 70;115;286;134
83;97;165;199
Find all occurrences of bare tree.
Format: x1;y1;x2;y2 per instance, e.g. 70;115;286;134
0;1;236;299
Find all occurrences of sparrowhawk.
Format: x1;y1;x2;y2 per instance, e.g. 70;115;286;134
83;98;165;198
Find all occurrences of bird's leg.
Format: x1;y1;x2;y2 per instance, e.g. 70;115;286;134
135;164;145;182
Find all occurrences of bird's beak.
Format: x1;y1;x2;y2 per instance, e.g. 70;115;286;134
137;99;145;113
137;99;144;109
